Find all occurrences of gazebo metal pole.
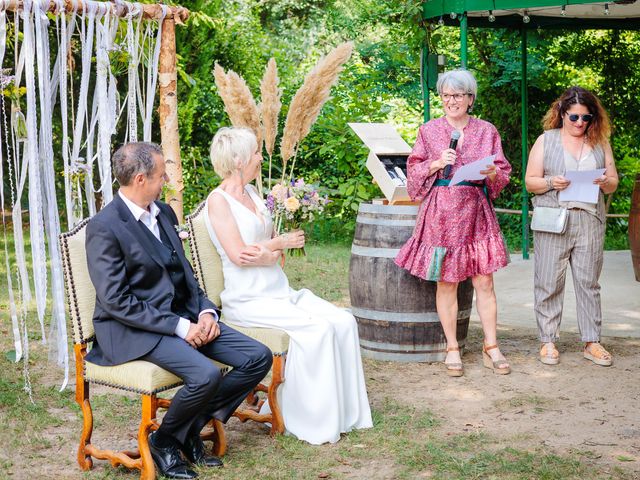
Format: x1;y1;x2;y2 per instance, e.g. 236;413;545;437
159;16;185;222
520;27;530;258
421;43;431;122
460;13;468;68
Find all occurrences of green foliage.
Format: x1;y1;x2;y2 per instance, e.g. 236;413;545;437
4;0;637;250
171;1;638;250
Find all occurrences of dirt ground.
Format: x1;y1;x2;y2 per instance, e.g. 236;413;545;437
3;324;639;479
366;324;640;477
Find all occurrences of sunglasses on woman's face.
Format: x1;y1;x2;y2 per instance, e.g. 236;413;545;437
566;113;593;123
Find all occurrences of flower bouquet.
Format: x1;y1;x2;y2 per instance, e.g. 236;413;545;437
266;178;329;257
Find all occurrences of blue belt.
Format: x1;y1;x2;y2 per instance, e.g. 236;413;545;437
434;179;489;200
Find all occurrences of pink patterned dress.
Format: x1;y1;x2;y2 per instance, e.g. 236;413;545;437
395;116;511;283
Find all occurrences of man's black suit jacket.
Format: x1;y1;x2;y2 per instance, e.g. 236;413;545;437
85;194;218;366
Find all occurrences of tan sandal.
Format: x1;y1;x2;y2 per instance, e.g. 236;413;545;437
540;342;560;365
584;342;613;367
444;346;464;377
482;344;511;375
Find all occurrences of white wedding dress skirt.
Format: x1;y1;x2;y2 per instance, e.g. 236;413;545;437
205;186;373;444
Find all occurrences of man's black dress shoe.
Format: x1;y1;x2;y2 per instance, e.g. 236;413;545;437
181;435;224;468
148;432;198;479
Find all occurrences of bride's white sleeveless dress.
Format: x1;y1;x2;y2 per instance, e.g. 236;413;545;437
205;185;373;444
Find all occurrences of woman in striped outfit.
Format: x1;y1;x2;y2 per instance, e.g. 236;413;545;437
525;86;619;366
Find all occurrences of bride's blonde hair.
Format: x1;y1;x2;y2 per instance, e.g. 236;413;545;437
210;127;258;179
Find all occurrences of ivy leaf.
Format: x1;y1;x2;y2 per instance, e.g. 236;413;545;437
5;350;17;363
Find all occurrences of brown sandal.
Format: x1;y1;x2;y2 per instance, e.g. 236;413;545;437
482;344;511;375
540;342;560;365
444;346;464;377
584;342;613;367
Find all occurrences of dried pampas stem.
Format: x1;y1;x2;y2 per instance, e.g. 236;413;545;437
214;63;264;194
280;41;354;178
260;58;282;188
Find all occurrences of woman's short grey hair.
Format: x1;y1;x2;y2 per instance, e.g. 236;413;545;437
437;69;478;98
112;142;163;186
210;127;258;179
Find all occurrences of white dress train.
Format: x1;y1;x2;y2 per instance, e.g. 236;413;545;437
205;186;373;444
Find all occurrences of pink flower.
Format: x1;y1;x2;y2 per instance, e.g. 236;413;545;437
178;231;189;240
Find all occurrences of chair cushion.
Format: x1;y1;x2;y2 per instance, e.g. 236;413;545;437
85;359;230;395
60;220;97;343
186;203;224;306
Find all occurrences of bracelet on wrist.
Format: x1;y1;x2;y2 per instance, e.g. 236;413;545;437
545;176;553;192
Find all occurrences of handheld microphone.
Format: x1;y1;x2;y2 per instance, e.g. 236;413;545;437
444;130;461;179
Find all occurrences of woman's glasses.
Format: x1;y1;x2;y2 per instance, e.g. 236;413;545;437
441;93;471;102
566;113;593;123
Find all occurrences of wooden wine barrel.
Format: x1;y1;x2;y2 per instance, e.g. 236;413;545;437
630;174;640;282
349;203;473;362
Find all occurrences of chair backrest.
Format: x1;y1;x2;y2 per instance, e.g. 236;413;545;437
59;219;96;344
186;201;225;306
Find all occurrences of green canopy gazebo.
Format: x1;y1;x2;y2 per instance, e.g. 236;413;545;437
420;1;640;258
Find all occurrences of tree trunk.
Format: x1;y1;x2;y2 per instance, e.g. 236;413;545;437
159;17;184;222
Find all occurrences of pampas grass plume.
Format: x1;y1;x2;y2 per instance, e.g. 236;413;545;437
213;63;262;148
260;58;282;159
280;41;354;164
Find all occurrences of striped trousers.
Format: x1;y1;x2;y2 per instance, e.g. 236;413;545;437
533;209;605;343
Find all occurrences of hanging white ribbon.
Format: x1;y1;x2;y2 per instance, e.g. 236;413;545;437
0;0;23;362
22;0;48;341
34;0;69;390
69;3;96;223
94;3;113;205
142;4;166;141
51;0;76;224
9;9;32;307
123;1;142;142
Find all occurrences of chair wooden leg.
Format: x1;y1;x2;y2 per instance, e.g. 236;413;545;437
268;354;286;435
74;344;93;471
200;418;227;457
138;394;157;480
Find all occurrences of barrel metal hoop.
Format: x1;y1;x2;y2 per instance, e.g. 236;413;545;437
358;203;419;215
355;215;416;227
350;245;400;258
352;307;472;323
359;338;449;354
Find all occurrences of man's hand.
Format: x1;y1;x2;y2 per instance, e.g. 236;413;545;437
199;312;220;343
185;313;220;348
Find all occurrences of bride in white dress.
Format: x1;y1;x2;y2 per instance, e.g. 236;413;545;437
204;127;373;445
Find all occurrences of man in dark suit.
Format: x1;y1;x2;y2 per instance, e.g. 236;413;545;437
86;142;272;479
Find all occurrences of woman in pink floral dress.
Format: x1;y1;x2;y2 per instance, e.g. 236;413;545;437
395;69;511;377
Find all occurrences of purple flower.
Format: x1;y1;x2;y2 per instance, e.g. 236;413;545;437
266;195;275;213
0;73;14;89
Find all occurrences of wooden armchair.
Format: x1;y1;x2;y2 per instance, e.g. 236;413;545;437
186;201;289;435
60;219;227;480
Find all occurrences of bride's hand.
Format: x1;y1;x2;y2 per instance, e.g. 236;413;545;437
278;230;305;250
239;244;277;266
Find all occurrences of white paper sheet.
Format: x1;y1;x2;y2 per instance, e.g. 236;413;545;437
449;155;497;186
558;168;606;203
